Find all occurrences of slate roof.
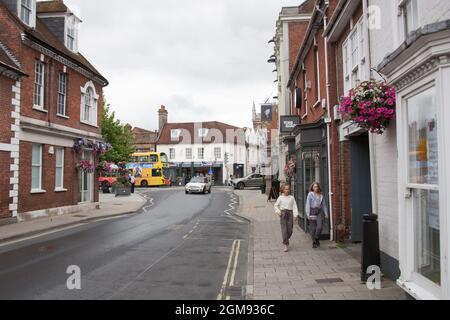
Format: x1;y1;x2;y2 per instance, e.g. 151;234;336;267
157;121;244;145
0;0;107;85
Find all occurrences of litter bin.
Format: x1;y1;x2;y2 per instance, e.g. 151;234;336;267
361;213;381;282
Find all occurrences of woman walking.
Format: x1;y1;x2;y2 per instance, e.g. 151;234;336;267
305;182;328;249
274;184;299;252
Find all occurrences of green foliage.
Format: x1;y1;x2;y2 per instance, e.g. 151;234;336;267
100;101;134;164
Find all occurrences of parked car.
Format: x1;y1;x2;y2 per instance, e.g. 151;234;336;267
231;174;264;190
185;176;212;194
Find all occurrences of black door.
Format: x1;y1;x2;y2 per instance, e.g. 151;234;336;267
350;133;373;242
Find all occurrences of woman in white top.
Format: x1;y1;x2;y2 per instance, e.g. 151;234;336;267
274;184;299;252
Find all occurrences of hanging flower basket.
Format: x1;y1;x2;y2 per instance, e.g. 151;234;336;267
76;160;95;173
73;138;111;155
284;159;296;178
339;80;396;134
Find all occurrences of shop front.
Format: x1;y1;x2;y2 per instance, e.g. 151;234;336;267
293;119;330;239
171;162;224;186
379;24;450;299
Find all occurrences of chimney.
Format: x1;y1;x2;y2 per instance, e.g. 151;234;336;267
158;105;168;133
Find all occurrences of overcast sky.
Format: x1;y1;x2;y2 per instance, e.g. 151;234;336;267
62;0;305;131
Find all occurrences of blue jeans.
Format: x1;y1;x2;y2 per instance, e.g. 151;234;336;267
309;213;324;242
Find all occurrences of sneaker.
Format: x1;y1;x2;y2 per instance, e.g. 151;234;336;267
284;245;289;252
316;240;321;247
312;242;317;249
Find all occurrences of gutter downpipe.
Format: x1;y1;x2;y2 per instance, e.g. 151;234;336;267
363;0;378;215
323;10;334;242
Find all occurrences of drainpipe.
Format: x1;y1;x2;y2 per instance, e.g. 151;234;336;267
323;12;334;242
363;0;378;215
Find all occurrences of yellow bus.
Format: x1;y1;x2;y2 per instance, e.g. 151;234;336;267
126;152;170;187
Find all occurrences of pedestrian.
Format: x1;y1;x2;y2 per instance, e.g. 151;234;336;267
274;184;299;252
130;172;136;194
305;182;329;249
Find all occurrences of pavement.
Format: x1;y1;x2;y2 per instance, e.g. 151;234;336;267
0;192;147;244
234;189;408;300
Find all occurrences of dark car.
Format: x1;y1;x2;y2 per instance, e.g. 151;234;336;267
231;174;264;190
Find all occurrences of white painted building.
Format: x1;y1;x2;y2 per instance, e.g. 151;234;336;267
157;121;246;186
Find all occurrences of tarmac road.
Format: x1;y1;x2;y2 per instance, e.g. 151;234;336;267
0;187;249;300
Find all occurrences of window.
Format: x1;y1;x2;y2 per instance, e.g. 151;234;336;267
169;148;175;160
198;128;209;137
186;148;192;160
314;47;321;103
31;144;42;191
171;129;181;140
57;73;67;116
342;17;366;94
34;61;45;108
152;169;162;177
214;147;222;160
402;0;419;37
198;148;204;160
20;0;33;26
55;148;64;189
80;82;98;126
66;16;77;51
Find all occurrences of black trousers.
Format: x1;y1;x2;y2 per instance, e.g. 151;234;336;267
280;210;294;246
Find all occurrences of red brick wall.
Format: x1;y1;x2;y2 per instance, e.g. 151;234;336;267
328;3;364;241
0;76;14;218
288;21;309;74
19;46;103;134
0;152;11;218
0;76;13;144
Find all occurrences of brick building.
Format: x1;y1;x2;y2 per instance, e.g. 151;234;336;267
131;127;158;153
271;3;314;185
0;0;108;223
0;42;26;225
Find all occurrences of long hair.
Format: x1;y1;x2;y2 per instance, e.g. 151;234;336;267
309;182;322;194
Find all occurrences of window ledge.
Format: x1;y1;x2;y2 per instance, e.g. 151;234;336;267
30;189;46;194
56;114;69;119
80;120;98;128
55;188;68;193
33;106;48;113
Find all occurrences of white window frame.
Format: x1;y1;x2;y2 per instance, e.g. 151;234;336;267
65;15;78;52
397;74;448;300
80;81;99;127
342;17;366;95
57;72;68;117
34;61;45;109
55;147;66;191
186;148;193;160
18;0;36;28
31;143;43;192
314;46;321;106
171;129;181;140
214;147;222;160
169;148;175;160
198;128;209;137
302;69;308;119
198;147;204;160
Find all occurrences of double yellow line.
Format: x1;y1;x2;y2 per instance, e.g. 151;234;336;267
217;239;241;300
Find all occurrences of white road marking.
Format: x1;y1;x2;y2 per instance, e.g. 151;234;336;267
229;240;241;287
217;240;237;300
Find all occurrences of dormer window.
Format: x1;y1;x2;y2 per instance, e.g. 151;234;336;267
171;129;181;140
65;15;78;52
198;128;209;137
19;0;36;27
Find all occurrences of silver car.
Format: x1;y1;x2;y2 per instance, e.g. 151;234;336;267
231;174;264;190
185;177;212;194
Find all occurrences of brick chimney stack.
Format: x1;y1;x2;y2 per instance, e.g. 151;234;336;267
158;105;168;133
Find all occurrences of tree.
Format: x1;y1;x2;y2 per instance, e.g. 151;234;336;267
100;101;134;164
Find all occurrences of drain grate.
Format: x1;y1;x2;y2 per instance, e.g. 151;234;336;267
315;278;344;284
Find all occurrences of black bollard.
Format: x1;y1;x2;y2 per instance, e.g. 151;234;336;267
361;213;381;282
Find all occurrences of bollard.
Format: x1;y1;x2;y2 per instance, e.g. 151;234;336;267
361;213;381;282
